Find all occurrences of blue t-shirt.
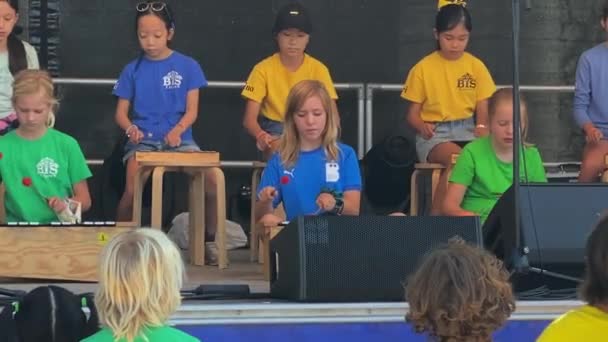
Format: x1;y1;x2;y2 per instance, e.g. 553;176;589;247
258;143;362;221
574;43;608;132
113;51;207;141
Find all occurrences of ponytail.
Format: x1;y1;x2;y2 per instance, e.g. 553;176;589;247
7;32;27;76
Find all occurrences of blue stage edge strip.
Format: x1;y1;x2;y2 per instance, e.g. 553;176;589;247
177;320;551;341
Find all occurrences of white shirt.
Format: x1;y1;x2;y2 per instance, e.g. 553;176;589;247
0;40;39;119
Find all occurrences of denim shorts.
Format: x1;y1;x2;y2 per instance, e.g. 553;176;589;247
123;139;200;163
415;117;475;162
260;116;283;137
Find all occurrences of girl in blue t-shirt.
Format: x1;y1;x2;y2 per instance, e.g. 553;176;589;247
256;80;361;226
113;2;217;242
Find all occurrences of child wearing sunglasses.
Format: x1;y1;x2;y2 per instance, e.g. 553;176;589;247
112;2;219;252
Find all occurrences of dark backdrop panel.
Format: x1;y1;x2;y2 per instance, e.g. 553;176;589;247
46;0;608;223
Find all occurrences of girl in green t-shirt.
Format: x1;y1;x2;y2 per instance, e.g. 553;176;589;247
0;69;92;223
443;88;547;223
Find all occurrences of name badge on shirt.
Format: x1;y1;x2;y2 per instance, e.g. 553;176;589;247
326;162;340;182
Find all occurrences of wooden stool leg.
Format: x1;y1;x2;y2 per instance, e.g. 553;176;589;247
410;170;420;216
189;172;206;266
250;168;263;262
430;169;441;203
263;232;270;281
132;166;149;227
150;167;167;230
211;167;228;269
264;226;282;281
602;155;608;182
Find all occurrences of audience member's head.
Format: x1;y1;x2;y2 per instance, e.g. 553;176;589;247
95;229;185;341
580;214;608;307
405;239;515;342
0;285;99;342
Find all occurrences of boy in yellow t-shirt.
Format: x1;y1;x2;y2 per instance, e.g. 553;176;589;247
241;2;338;160
401;4;495;214
536;215;608;342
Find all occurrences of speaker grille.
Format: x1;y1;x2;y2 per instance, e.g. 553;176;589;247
271;216;481;302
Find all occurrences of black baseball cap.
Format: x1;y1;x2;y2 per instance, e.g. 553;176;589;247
272;2;312;35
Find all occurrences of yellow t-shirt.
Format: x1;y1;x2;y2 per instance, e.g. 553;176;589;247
241;53;338;122
537;305;608;342
401;51;496;122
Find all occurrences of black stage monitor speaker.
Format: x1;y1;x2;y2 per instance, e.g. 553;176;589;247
484;183;608;271
269;215;482;302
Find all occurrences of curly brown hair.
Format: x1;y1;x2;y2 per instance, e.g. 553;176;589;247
405;239;515;342
580;214;608;305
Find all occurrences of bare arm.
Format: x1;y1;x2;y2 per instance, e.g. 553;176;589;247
341;190;360;215
406;102;426;132
475;98;489;127
173;89;199;133
243;100;263;139
71;180;91;212
114;98;132;131
255;198;275;221
442;183;476;217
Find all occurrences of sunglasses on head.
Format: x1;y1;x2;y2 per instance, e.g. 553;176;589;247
136;2;167;13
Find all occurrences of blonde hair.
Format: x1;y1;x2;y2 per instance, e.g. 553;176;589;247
279;80;340;167
95;229;185;342
405;239;515;342
488;87;529;145
11;69;57;127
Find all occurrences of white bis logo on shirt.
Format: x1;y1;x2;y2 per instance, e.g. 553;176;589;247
163;71;182;89
37;157;59;178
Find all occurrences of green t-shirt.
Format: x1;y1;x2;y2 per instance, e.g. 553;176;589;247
0;129;92;223
449;136;547;223
81;326;200;342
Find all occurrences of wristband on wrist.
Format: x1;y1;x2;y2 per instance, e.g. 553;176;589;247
125;124;138;137
320;188;345;215
476;124;487;128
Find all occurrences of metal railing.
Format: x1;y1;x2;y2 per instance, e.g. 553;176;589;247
364;83;576;153
54;78;366;161
55;78;577;165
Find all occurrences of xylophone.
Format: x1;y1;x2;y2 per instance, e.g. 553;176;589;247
0;223;132;282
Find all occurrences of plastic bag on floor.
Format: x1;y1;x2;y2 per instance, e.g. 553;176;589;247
167;212;248;251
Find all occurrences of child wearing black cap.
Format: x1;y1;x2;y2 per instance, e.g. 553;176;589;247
241;1;339;160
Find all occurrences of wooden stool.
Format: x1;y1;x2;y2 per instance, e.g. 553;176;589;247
258;224;283;281
249;161;266;262
0;226;132;281
131;151;228;269
409;154;459;216
602;155;608;182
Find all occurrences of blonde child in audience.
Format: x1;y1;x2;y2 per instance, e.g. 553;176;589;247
83;229;199;342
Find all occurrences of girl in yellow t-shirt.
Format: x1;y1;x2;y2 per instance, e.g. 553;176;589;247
401;4;496;214
537;215;608;342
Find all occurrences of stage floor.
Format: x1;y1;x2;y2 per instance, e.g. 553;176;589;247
0;248;269;295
